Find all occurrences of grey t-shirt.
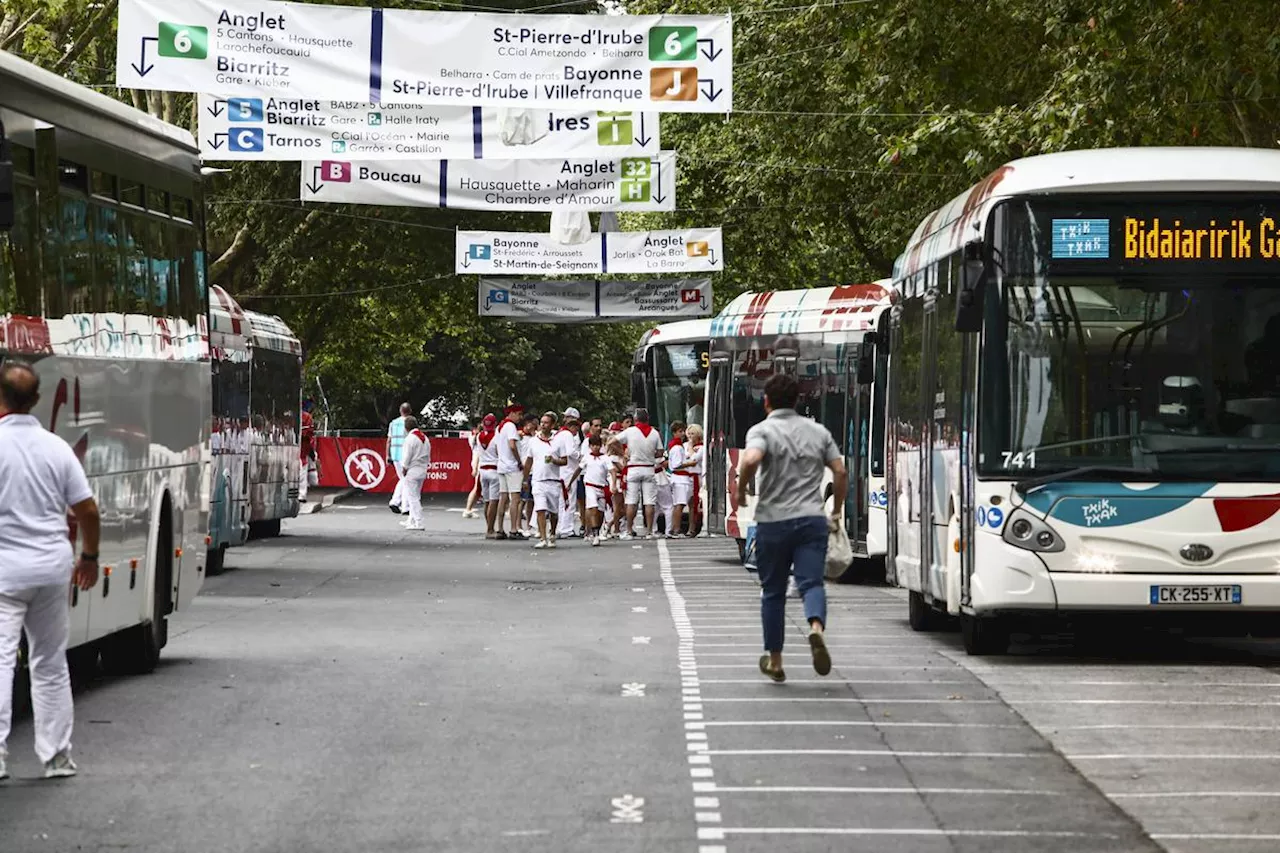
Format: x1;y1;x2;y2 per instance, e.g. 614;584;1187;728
744;409;840;523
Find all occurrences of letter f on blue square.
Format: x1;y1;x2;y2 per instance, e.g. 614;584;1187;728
469;244;492;260
228;98;264;122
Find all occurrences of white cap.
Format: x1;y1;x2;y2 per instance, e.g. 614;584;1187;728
563;406;581;419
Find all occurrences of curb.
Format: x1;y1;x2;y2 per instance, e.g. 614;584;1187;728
302;489;357;514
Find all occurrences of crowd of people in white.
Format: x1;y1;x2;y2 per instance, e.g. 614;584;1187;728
386;404;705;548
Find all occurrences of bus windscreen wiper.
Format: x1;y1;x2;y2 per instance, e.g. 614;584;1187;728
1014;465;1157;494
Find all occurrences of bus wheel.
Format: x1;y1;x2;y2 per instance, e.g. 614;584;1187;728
960;613;1010;656
206;544;227;576
101;521;171;675
908;590;943;631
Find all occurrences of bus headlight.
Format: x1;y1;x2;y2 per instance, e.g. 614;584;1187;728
1001;508;1065;553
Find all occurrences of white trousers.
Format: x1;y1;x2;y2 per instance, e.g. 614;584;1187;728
389;460;407;508
0;583;74;764
556;479;577;536
403;473;426;527
655;480;674;532
298;459;309;501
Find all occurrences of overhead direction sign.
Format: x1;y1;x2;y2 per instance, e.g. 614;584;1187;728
301;153;677;211
198;95;660;160
479;278;712;322
457;228;724;275
117;0;733;112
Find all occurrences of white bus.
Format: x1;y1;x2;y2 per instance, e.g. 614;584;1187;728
631;318;711;442
706;283;892;574
0;51;208;672
889;147;1280;654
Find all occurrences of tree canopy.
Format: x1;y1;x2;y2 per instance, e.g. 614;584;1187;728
6;0;1277;426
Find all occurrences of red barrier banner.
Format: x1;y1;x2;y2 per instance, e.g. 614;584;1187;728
314;436;474;494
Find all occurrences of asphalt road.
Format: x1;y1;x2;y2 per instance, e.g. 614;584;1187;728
2;493;1278;853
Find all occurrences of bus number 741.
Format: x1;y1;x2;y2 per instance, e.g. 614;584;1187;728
1000;451;1037;469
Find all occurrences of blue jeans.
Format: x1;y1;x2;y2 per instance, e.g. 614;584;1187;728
756;516;828;652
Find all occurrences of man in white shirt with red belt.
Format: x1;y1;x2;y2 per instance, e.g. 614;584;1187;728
0;362;101;781
616;408;664;540
495;404;525;540
554;407;583;540
475;414;502;538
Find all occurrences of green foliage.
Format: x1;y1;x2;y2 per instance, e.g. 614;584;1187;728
8;0;1279;427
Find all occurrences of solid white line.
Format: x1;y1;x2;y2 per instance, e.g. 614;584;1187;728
706;785;1065;796
706;749;1043;758
1061;724;1280;732
977;680;1280;688
1150;835;1280;841
1009;699;1280;706
1111;792;1280;799
703;828;1116;839
701;698;1000;704
1069;754;1280;760
701;720;1021;728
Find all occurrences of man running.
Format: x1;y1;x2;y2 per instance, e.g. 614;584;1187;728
617;408;663;540
386;402;412;514
735;374;844;683
495;404;524;540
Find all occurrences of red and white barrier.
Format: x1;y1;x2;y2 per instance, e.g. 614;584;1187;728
314;436;474;494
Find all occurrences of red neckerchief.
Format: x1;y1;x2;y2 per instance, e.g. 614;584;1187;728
478;427;496;448
411;429;427;442
634;423;654;437
667;436;683;451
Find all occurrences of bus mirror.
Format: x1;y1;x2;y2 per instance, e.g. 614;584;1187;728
0;120;13;231
955;244;986;333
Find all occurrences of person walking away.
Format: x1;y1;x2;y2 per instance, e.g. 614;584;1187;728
0;362;100;780
399;416;431;531
605;438;626;538
495;404;525;540
684;424;706;537
462;420;482;519
670;425;691;537
298;402;315;503
518;414;539;538
617;408;664;539
656;420;685;536
386;402;412;514
475;414;502;539
735;374;845;682
581;434;612;546
555;408;583;540
529;414;565;548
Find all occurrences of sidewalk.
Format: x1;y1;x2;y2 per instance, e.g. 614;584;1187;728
300;487;356;514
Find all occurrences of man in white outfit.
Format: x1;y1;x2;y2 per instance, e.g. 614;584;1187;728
495;404;525;540
398;416;431;531
616;408;664;539
0;362;101;780
386;402;412;514
554;407;583;540
529;413;564;548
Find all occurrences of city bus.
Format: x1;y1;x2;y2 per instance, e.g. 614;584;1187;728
207;285;250;573
705;283;892;575
888;147;1280;654
631;318;711;441
241;305;303;539
0;50;208;672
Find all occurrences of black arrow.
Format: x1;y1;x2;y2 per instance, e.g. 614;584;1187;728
635;114;652;148
206;99;226;118
708;248;719;266
461;254;471;269
699;295;709;310
698;79;723;102
652;158;666;204
131;36;158;77
696;38;722;62
305;165;324;195
207;133;227;150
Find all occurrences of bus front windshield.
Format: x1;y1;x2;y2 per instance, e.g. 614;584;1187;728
980;196;1280;481
650;341;709;434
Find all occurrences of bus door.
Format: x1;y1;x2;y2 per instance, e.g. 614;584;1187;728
844;346;870;554
706;346;732;536
918;292;939;596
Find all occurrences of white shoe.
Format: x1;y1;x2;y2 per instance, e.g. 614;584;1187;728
406;523;425;531
0;752;8;781
591;536;601;547
534;539;549;549
44;751;77;779
547;538;557;549
618;532;632;541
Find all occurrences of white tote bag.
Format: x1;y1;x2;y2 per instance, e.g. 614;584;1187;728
825;515;854;579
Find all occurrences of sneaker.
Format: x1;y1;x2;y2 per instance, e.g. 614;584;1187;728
533;539;549;549
547;538;557;549
388;504;402;514
0;752;8;781
591;536;601;547
44;751;77;779
618;532;632;541
405;523;424;531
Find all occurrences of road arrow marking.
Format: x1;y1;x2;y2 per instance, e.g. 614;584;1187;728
132;36;158;77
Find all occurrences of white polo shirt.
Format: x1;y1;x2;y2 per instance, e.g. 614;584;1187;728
497;419;522;474
0;414;94;594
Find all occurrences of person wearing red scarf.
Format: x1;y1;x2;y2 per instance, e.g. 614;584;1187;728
475;414;502;538
655;421;685;536
616;408;664;539
554;407;583;540
398;415;432;531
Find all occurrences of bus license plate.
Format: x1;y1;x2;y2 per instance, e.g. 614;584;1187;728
1149;585;1242;605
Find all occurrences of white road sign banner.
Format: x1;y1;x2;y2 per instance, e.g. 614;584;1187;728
198;94;660;160
457;228;724;275
118;0;734;113
301;153;676;211
479;278;712;322
380;10;733;113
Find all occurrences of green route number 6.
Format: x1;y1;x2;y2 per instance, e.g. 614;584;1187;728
648;26;697;62
158;22;209;59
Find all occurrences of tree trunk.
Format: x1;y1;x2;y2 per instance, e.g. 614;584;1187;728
51;0;119;74
209;225;256;286
0;9;44;50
